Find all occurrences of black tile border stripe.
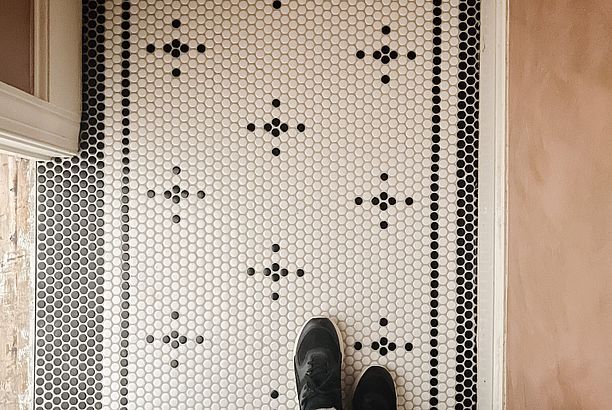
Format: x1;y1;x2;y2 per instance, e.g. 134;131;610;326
119;1;132;408
429;1;443;408
456;0;480;408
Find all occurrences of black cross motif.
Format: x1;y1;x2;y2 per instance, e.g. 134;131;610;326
146;19;207;77
354;173;414;229
246;98;305;157
146;166;207;223
353;318;414;357
145;311;204;368
246;243;305;300
355;25;417;84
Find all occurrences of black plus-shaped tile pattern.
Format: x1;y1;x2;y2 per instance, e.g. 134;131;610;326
354;173;414;229
146;311;204;368
146;166;207;223
246;98;305;157
353;318;414;357
247;243;305;300
146;19;207;77
355;25;418;84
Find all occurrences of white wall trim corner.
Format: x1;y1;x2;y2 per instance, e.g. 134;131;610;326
0;82;80;160
478;0;508;409
0;0;81;160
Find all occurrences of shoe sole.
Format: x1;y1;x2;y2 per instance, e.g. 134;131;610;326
293;316;345;360
352;365;397;407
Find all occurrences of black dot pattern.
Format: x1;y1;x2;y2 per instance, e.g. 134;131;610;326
456;0;480;408
34;2;106;409
146;166;207;223
247;244;306;300
430;1;442;407
353;319;413;358
146;312;204;368
355;25;418;84
246;98;306;157
146;18;207;78
353;173;414;229
119;2;132;408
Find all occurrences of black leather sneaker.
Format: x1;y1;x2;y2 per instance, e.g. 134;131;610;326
352;366;397;410
294;317;343;410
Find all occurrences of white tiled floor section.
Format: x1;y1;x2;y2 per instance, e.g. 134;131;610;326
37;0;480;409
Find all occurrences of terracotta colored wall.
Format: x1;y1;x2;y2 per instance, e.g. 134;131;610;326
507;0;612;408
0;0;33;94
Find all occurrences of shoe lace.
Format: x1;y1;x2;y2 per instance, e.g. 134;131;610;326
301;354;340;406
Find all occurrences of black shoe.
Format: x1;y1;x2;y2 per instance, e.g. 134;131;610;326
294;317;343;410
352;366;397;410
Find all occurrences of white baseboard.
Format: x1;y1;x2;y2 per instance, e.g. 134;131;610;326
478;0;508;408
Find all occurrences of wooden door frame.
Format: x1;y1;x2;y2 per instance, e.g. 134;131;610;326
0;0;81;160
478;0;508;408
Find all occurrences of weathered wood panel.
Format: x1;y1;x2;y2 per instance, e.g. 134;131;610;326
0;154;34;410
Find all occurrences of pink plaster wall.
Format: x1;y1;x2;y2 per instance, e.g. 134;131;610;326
507;0;612;408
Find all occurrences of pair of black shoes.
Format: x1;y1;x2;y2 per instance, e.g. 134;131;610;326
294;318;397;410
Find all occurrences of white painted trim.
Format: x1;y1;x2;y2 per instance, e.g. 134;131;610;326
478;0;508;409
0;82;80;159
48;0;82;115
